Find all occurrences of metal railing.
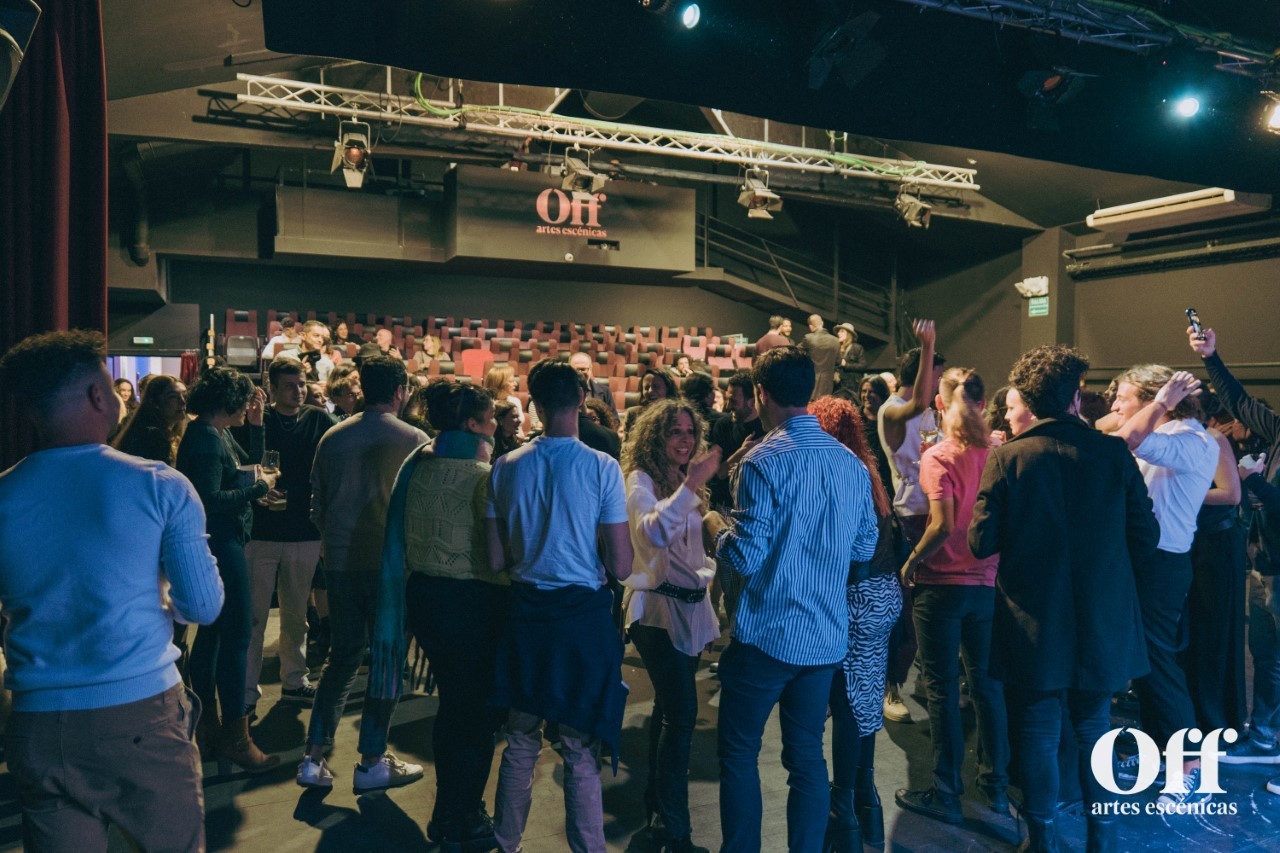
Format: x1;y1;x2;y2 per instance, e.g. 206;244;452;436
695;213;893;338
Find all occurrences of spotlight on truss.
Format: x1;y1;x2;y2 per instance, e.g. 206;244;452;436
330;119;372;189
560;147;608;200
895;191;932;229
1264;90;1280;135
738;168;782;220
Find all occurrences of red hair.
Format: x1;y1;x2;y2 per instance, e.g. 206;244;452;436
809;396;891;518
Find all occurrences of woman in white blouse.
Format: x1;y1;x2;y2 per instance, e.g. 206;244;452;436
621;399;723;852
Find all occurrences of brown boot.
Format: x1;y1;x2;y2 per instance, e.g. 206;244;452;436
217;716;281;775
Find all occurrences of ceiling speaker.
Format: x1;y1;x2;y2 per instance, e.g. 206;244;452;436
0;0;40;114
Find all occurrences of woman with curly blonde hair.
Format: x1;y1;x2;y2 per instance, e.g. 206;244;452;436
621;399;723;852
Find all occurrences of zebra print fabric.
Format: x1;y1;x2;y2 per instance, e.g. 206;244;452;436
841;572;903;737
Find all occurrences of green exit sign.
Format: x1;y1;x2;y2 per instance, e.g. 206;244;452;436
1028;297;1050;318
132;336;155;346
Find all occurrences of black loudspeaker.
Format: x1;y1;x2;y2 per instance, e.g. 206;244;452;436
0;0;40;114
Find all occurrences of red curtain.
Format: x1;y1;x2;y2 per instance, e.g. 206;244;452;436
0;1;108;468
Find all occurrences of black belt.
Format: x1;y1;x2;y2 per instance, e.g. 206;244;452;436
1202;516;1239;535
848;560;894;585
653;582;707;604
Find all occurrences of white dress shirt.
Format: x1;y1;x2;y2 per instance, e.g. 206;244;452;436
1134;418;1218;554
623;471;719;657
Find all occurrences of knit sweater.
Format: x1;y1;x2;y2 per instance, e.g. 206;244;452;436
0;445;224;711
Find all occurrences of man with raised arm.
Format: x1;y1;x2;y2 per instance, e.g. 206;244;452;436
0;330;224;850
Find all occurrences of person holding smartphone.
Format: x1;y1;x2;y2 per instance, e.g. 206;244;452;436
1189;325;1280;795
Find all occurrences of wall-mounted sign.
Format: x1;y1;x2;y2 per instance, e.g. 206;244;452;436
447;165;695;272
1028;296;1050;317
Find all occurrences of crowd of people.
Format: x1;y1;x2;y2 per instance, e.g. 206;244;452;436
0;309;1275;853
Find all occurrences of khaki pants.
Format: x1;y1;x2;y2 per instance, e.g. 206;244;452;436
5;683;204;852
494;711;603;853
244;539;321;705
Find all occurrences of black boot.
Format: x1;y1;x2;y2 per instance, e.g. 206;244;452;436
825;785;862;853
854;768;884;846
1086;816;1118;853
1017;815;1060;853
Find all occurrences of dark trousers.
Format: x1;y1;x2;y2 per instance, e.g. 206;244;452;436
1134;549;1197;746
1005;687;1111;822
6;684;205;852
888;514;926;685
307;570;396;755
1246;571;1280;742
829;672;877;788
631;623;701;841
405;573;506;828
718;640;834;853
1187;523;1247;732
912;584;1010;796
190;534;252;722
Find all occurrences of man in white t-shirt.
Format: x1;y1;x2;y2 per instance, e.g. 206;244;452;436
1109;365;1218;808
485;359;633;853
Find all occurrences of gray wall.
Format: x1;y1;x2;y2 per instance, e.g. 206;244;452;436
900;249;1024;391
165;259;772;341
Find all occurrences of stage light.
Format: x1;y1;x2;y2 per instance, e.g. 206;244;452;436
895;191;932;229
737;168;782;220
1174;96;1200;118
681;4;700;29
1265;94;1280;135
561;147;608;199
330;119;372;189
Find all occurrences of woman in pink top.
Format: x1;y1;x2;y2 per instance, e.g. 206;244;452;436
893;368;1011;825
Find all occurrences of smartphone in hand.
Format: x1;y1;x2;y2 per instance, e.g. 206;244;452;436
1186;308;1206;341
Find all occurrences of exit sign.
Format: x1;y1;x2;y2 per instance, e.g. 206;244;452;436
131;336;155;346
1028;297;1049;317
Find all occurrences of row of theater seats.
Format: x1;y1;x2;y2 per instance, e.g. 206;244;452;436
225;310;758;408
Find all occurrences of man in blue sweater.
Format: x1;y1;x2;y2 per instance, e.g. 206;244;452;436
0;330;225;851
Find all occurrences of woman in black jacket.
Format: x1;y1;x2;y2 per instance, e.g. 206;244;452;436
176;367;280;774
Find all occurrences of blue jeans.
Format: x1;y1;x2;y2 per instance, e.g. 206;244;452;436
1005;687;1111;822
631;623;701;841
307;570;395;755
912;584;1010;797
190;534;252;722
718;640;834;853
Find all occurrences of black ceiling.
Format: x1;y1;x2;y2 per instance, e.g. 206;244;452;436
260;0;1280;194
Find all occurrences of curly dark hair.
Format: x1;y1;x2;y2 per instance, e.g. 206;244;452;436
808;396;891;518
0;329;106;413
584;397;619;431
1009;345;1090;419
680;371;716;407
186;367;256;417
622;398;709;510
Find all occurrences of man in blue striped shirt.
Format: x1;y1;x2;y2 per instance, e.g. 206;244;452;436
712;345;880;851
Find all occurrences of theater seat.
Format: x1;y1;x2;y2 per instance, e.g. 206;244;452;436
460;348;495;381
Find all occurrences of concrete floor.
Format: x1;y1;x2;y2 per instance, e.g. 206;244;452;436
3;615;1280;851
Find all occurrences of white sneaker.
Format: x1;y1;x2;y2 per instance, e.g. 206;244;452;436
884;685;912;723
296;755;333;789
353;753;424;794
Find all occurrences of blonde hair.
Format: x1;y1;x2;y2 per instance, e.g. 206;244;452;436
939;367;988;449
483;364;515;398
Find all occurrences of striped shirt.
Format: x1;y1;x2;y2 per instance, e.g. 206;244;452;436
716;414;880;666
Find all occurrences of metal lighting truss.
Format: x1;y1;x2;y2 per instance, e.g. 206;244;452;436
892;0;1276;77
235;74;980;192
